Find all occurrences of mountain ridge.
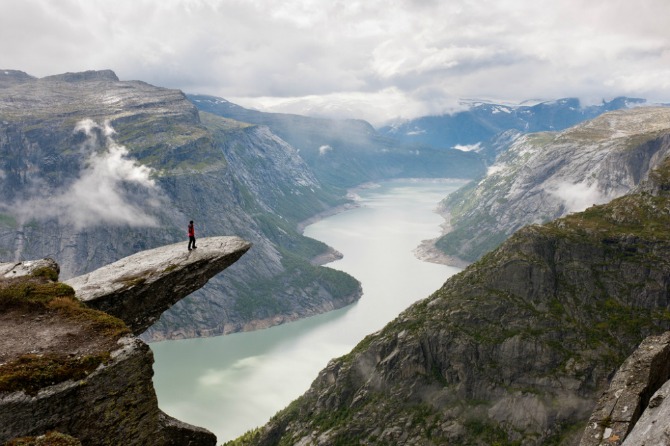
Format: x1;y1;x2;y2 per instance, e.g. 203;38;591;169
378;97;648;151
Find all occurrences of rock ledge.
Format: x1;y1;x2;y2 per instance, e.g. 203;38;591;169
66;236;251;334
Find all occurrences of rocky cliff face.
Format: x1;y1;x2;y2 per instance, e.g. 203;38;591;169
580;331;670;445
236;155;670;444
1;337;214;446
435;106;670;263
1;240;249;445
0;69;360;341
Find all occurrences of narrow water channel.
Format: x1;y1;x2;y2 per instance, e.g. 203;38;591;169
150;178;468;443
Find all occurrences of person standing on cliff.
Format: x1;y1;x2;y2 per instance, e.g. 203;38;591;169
188;220;197;251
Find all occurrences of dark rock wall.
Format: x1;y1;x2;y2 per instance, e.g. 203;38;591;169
0;337;215;445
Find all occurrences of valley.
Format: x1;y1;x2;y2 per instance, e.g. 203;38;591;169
2;69;670;445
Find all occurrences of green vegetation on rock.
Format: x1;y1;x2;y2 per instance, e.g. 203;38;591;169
0;272;130;396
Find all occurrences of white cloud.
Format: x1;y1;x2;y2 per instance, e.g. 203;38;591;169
10;119;160;230
453;143;481;152
1;0;670;124
486;163;506;177
318;145;333;155
547;181;609;214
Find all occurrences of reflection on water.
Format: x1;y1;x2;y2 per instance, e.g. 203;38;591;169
150;178;468;442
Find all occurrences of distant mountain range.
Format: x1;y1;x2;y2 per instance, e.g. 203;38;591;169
188;94;484;187
378;97;648;150
436;107;670;263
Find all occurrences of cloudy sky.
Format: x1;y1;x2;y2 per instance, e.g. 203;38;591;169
2;0;669;124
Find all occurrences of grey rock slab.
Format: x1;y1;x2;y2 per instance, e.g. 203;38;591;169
622;379;670;445
580;331;670;446
65;236;251;335
0;258;59;279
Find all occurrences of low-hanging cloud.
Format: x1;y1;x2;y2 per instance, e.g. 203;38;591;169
318;144;333;155
547;181;609;214
453;143;481;152
10;119;160;230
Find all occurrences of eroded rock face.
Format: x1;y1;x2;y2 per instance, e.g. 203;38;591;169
1;236;250;444
622;379;670;445
0;337;216;446
65;236;251;335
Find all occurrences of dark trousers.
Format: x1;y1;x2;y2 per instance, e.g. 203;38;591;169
188;236;196;250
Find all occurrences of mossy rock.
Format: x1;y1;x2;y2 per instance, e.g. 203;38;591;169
4;431;82;446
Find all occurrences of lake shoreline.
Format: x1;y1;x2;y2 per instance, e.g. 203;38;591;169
413;208;471;269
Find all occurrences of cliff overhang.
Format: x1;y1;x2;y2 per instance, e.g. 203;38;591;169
66;236;251;335
0;236;251;445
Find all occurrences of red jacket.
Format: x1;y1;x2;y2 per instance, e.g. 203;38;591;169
188;224;195;237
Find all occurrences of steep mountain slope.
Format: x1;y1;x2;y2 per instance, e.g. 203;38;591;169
378;97;645;150
435;107;670;263
0;70;359;341
233;148;670;443
188;94;485;187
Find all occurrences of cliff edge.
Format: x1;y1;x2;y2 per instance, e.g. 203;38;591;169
66;236;251;335
0;236;250;445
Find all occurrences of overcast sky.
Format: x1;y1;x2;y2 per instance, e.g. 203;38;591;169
2;0;669;125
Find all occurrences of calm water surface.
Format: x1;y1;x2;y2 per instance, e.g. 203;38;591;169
150;178;468;443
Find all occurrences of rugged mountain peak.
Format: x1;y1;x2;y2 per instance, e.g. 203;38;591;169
66;236;251;335
0;69;35;88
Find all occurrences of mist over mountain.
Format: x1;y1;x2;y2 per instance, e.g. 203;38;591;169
434;107;670;263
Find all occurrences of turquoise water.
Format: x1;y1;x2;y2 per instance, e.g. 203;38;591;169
150;178;468;442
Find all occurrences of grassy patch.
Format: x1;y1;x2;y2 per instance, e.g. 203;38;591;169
0;213;18;228
0;353;110;396
0;275;130;395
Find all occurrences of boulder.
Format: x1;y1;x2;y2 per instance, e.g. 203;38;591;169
0;258;60;279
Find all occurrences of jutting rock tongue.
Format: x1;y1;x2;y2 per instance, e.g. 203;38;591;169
66;236;252;335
